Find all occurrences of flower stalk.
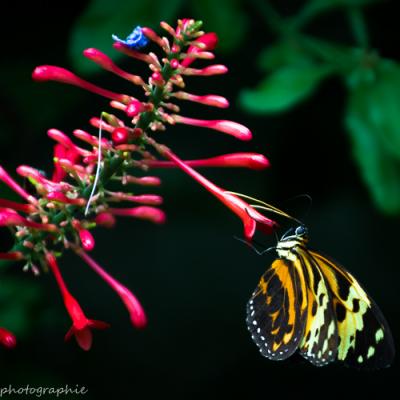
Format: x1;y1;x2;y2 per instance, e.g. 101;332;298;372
1;19;275;350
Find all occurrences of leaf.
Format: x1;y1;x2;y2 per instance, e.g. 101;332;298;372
191;0;248;53
239;64;333;114
345;60;400;215
69;0;183;74
257;41;314;72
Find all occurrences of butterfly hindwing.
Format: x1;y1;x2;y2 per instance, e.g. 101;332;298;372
310;251;395;369
246;258;306;360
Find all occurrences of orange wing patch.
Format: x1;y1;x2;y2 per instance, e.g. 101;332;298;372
246;259;306;360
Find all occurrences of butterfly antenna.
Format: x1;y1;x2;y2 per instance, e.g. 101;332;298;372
84;112;104;216
225;191;303;225
234;236;276;256
284;193;313;222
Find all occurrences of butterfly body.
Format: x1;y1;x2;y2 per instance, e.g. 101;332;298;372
246;226;395;369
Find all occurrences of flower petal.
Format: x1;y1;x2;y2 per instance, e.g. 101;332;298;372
74;327;93;351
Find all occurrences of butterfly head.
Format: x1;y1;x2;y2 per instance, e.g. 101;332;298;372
280;225;309;244
295;225;308;238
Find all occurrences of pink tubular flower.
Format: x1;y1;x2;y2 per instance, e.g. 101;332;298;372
123;176;162;186
125;99;144;117
0;328;17;349
173;115;252;141
83;48;144;86
0;199;36;213
108;192;163;206
77;250;147;328
45;252;109;351
48;129;89;157
113;42;154;64
0;208;57;232
46;192;86;206
146;153;270;170
78;229;95;251
159;149;276;240
73;129;112;149
95;212;116;228
180;65;228;76
16;165;68;194
32;65;130;103
171;92;229;108
0;165;38;205
52;143;81;183
141;27;165;49
0;251;24;261
109;206;166;224
111;127;129;144
71;220;95;251
181;32;218;67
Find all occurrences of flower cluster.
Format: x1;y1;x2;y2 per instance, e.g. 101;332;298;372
0;19;276;351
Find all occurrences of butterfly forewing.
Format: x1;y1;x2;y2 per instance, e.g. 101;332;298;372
310;251;395;369
294;249;338;366
246;259;306;360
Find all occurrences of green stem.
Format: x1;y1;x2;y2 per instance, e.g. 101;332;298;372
347;7;369;49
250;0;285;35
297;34;358;71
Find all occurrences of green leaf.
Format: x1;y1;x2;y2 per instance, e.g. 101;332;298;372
69;0;183;74
257;41;314;72
239;64;333;114
345;60;400;214
191;0;248;53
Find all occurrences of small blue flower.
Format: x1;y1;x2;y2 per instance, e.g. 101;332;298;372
112;26;149;49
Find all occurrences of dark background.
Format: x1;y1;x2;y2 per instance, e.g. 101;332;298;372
0;0;399;398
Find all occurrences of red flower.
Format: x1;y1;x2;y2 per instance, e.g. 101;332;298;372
0;165;38;205
146;152;270;170
52;143;81;183
173;115;252;141
159;149;276;240
0;252;24;261
32;65;130;103
0;207;57;232
181;32;218;67
77;250;147;329
0;327;17;349
46;253;109;350
63;293;109;351
109;206;166;224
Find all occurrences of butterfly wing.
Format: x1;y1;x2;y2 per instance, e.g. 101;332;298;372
309;250;395;369
294;247;339;366
246;258;307;360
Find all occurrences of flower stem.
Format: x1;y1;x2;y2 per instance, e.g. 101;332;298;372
347;7;369;49
250;0;285;35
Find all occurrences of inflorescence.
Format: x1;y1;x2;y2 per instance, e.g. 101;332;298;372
0;19;276;350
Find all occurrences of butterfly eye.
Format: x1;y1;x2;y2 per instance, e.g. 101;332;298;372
295;225;307;236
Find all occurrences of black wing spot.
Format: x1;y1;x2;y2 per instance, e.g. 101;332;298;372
335;302;346;322
319;292;325;306
352;298;360;313
311;300;317;316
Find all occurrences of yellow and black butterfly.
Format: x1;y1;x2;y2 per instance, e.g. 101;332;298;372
231;193;395;369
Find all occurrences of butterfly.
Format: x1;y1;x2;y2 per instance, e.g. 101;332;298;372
246;224;395;369
227;192;395;369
